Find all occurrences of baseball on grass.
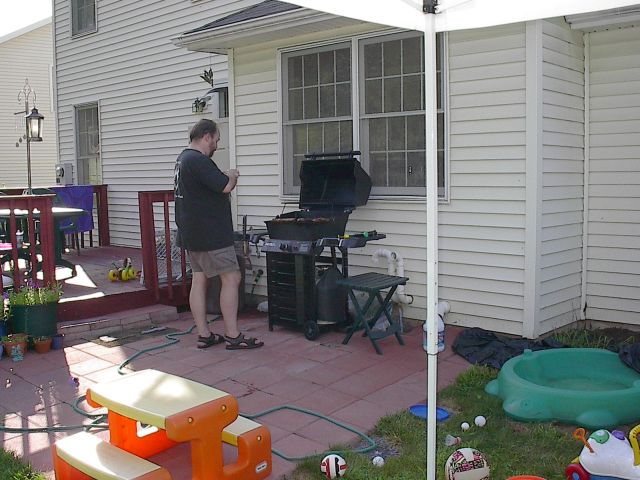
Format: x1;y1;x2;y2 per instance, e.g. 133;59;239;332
461;422;470;431
372;456;385;467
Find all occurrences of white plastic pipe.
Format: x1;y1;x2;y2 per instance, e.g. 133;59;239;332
372;249;414;305
437;300;450;319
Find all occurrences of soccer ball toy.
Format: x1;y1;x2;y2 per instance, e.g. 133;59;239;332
444;448;490;480
320;454;347;479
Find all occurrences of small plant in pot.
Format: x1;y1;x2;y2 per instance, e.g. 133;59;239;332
2;333;28;359
33;335;52;354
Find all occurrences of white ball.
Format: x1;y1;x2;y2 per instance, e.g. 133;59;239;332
474;415;486;427
444;448;490;480
320;454;347;479
372;455;385;467
461;422;470;431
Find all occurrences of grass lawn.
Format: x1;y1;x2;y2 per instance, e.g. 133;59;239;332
0;448;46;480
291;365;577;479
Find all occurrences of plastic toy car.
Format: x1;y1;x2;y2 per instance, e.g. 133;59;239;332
566;425;640;479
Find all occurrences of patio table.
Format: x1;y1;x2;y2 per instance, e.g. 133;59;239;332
0;206;87;276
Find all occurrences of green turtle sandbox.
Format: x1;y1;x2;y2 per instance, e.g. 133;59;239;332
485;348;640;429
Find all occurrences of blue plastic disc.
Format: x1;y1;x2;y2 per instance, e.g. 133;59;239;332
409;404;450;421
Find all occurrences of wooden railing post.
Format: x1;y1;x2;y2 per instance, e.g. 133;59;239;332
94;185;110;246
0;195;56;294
138;190;190;307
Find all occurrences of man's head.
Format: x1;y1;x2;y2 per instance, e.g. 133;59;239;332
189;119;220;158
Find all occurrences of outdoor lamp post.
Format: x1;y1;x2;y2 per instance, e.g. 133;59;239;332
17;79;45;195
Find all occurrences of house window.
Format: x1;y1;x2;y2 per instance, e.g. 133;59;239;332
72;0;97;36
75;103;102;184
281;32;446;197
282;43;353;191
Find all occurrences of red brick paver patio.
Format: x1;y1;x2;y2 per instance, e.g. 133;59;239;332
0;310;469;479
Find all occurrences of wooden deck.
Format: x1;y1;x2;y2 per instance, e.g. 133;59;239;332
55;245;156;321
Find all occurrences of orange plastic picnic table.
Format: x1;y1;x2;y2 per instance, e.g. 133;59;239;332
86;369;238;480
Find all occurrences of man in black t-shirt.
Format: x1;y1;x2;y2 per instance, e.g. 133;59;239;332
174;119;263;350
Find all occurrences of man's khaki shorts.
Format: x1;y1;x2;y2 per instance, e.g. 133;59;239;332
188;245;239;278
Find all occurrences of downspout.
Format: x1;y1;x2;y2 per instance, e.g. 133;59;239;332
580;33;591;320
523;20;543;339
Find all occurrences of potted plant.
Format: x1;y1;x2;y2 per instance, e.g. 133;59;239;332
8;280;62;338
2;333;28;359
33;336;52;354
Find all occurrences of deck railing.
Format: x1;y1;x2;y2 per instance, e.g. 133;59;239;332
138;190;189;305
0;195;56;294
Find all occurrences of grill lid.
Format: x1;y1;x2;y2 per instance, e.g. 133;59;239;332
298;151;372;211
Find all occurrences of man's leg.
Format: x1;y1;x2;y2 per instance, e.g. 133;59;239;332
190;271;212;338
219;270;241;339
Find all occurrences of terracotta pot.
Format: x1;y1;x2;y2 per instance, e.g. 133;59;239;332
2;333;28;358
34;337;52;354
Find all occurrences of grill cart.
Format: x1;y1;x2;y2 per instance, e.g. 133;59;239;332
262;151;383;340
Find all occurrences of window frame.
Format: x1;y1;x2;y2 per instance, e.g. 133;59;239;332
74;102;102;185
71;0;97;38
279;30;448;201
281;41;353;194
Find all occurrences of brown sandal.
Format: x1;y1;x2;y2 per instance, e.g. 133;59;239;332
225;333;264;350
197;333;225;349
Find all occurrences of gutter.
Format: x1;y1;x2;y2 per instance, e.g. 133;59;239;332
171;10;346;52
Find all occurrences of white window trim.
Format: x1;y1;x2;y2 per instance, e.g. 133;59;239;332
278;30;449;203
70;0;97;38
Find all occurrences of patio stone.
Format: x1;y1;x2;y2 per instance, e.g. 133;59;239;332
272;433;328;458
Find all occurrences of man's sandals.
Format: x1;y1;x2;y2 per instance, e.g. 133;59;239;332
224;333;264;350
197;332;264;350
197;333;225;349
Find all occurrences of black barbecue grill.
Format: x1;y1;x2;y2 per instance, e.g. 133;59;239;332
262;151;382;340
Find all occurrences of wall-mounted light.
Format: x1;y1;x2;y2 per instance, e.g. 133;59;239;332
192;97;207;114
203;86;229;119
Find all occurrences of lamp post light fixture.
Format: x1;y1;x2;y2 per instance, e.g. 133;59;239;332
17;79;45;195
26;107;44;142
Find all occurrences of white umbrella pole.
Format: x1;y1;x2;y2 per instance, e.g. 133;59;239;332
423;9;439;480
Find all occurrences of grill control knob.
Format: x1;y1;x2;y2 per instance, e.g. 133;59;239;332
279;243;286;251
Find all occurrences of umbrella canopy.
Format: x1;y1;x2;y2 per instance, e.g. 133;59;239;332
284;1;640;479
284;0;640;32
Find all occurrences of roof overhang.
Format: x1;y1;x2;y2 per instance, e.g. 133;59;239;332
172;8;380;54
566;4;640;30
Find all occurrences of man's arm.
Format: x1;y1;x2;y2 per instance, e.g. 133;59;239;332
223;169;239;193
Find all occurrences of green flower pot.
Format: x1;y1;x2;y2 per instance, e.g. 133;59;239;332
10;303;59;338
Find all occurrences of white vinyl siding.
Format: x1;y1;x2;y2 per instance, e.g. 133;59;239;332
54;0;257;246
586;25;640;327
232;22;528;327
538;18;585;334
442;23;528;335
0;23;57;189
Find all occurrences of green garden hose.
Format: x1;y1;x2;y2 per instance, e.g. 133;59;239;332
0;322;377;461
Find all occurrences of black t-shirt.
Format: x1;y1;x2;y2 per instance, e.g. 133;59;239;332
174;148;233;251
